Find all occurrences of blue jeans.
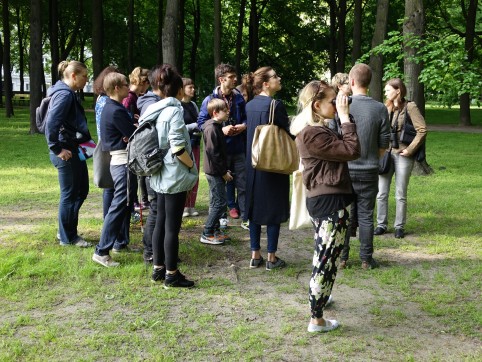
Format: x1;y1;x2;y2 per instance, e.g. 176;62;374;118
377;153;414;230
225;153;246;220
249;222;281;253
342;170;378;262
50;152;89;244
95;164;132;256
204;174;227;234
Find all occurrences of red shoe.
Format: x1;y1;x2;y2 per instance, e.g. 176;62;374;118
229;208;240;219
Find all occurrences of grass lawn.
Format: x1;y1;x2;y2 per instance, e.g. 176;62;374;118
0;106;481;361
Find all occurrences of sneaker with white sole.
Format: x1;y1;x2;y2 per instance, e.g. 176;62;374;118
219;218;229;229
182;208;190;218
240;220;249;230
200;234;224;245
59;235;91;248
307;319;339;333
189;208;199;216
92;253;120;267
249;256;264;269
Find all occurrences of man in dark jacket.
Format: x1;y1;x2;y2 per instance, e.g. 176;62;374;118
197;63;247;227
200;99;233;245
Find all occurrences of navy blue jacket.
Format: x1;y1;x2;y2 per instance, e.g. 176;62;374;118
100;98;137;151
197;87;247;155
45;80;91;155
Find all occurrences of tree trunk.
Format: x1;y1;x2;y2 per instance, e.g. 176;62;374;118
30;0;44;133
157;0;164;64
0;33;3;107
404;0;431;174
60;0;83;60
368;0;389;102
15;6;25;92
214;0;221;68
92;0;103;81
248;0;260;71
178;0;185;74
189;0;201;82
336;0;347;72
162;0;179;67
328;0;337;77
235;0;247;80
127;0;134;71
403;0;424;113
49;0;60;82
459;0;477;126
2;0;14;117
351;0;362;64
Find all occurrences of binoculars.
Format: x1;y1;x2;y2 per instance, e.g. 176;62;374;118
390;131;399;148
331;96;352;105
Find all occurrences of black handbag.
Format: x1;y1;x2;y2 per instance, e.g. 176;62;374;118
399;104;417;145
379;148;392;175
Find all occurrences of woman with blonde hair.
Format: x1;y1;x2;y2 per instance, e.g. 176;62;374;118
291;80;360;332
46;60;92;247
375;78;427;238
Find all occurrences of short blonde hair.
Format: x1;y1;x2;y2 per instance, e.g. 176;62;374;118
103;73;127;96
331;73;349;90
207;98;227;117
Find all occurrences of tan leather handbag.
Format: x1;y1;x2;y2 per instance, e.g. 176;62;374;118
251;100;299;174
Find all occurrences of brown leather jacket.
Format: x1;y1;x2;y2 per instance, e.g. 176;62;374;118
296;123;361;198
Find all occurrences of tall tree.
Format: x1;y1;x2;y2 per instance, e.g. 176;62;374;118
162;0;180;67
127;0;134;71
235;0;247;81
92;0;103;81
459;0;478;126
15;5;27;92
30;0;43;133
157;0;164;64
351;0;362;64
336;0;347;72
214;0;221;67
178;0;185;74
248;0;260;71
2;0;14;117
189;0;201;82
403;0;425;114
328;0;337;76
0;33;4;107
368;0;389;102
49;0;60;82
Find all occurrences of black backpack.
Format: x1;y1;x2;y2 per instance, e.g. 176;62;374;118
127;119;169;176
35;96;51;133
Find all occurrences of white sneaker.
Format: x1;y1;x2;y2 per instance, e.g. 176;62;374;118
189;208;199;217
182;208;190;218
92;253;120;267
240;220;249;230
307;319;339;333
219;218;229;229
73;237;92;248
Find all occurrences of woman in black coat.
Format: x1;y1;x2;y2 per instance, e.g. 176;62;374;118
245;67;293;270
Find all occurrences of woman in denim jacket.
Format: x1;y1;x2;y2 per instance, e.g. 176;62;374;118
138;64;198;288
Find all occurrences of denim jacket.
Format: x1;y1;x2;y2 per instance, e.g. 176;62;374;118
138;97;198;194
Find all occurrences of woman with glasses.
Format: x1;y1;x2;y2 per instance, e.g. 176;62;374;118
244;67;293;270
92;73;137;267
290;80;360;332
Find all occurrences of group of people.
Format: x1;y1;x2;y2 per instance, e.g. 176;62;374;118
45;60;426;332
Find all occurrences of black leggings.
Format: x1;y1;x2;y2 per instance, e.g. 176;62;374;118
152;191;187;270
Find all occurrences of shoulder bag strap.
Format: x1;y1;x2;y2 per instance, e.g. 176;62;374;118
268;99;276;125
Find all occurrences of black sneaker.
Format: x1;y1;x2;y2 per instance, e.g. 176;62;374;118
374;227;386;236
164;270;195;289
394;228;405;238
151;267;166;282
266;257;286;271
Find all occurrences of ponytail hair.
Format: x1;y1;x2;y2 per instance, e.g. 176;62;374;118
244;66;273;96
58;60;87;80
153;64;183;98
